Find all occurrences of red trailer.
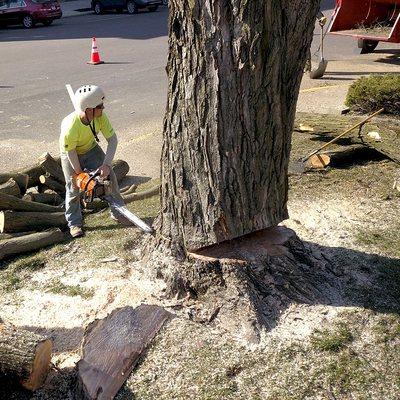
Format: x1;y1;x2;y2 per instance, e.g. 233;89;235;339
329;0;400;53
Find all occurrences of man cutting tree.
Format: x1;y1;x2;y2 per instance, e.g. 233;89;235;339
60;84;126;238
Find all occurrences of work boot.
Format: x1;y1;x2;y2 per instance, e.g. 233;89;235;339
70;226;84;238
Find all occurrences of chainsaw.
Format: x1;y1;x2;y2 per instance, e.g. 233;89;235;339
74;170;153;234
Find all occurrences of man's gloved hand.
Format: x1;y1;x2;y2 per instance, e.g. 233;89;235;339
97;164;111;178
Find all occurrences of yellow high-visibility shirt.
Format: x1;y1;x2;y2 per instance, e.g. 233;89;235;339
59;112;115;155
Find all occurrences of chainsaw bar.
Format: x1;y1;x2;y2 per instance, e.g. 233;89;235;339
113;204;154;234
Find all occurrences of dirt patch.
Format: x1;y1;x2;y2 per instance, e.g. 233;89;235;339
1;114;399;399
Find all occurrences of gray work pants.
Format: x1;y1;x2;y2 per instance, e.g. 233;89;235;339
61;145;125;228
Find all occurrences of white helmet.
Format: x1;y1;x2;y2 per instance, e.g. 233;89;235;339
74;85;105;112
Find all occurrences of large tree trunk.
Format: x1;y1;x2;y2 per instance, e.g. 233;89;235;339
157;0;320;252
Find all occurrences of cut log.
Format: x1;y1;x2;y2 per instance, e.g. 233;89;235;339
0;228;66;260
18;165;45;189
0;192;62;213
0;232;32;241
0;174;29;195
123;185;160;203
306;144;383;169
0;179;21;197
0;211;67;233
23;192;64;206
39;174;65;194
76;305;172;400
120;184;137;195
38;153;65;184
0;321;52;391
84;186;160;211
112;160;130;183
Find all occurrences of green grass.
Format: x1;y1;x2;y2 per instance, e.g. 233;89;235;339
0;179;161;293
310;323;354;352
46;278;95;299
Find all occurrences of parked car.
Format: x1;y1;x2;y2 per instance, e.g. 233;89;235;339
91;0;162;15
0;0;61;28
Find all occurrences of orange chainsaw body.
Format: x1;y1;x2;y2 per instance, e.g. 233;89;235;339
74;171;109;203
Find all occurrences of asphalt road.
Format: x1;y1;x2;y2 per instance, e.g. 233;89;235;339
1;1;399;175
0;8;169;176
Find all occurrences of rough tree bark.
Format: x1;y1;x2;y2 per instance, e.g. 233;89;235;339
156;0;320;253
148;1;331;343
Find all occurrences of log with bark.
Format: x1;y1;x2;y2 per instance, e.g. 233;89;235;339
23;192;64;206
38;152;65;184
307;144;384;169
0;179;21;197
0;192;62;213
0;231;33;241
0;211;67;233
0;173;29;195
84;185;160;212
18;165;45;189
39;174;65;194
0;321;52;391
112;159;130;183
76;305;172;400
0;228;66;260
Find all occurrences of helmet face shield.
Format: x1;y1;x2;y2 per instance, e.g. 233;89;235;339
75;85;105;112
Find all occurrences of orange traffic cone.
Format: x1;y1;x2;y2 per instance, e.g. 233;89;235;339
87;37;104;65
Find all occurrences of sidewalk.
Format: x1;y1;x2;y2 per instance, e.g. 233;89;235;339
60;0;93;18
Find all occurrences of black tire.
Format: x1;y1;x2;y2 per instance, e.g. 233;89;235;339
93;1;103;15
42;19;53;26
162;0;167;5
22;15;35;28
126;0;137;14
359;39;379;54
148;5;158;11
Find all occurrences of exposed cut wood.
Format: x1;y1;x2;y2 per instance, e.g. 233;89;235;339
0;321;52;391
0;211;67;233
38;152;65;184
76;305;172;400
39;174;65;194
112;159;130;183
0;192;62;213
307;154;331;169
0;179;21;197
0;228;66;260
0;174;29;195
17;165;45;188
23;192;64;206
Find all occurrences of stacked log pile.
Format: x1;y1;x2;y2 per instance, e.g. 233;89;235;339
0;153;134;261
